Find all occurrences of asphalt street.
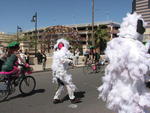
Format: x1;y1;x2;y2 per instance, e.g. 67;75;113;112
0;67;114;113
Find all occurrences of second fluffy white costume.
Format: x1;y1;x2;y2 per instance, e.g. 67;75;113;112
98;13;150;113
51;38;76;100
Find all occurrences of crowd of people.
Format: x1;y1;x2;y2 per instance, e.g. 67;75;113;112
1;12;150;113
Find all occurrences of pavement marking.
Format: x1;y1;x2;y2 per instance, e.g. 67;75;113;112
68;104;78;108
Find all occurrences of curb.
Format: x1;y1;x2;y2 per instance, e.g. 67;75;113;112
32;65;85;73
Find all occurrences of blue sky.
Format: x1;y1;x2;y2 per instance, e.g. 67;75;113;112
0;0;132;34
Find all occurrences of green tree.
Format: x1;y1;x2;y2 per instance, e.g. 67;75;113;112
95;25;110;54
18;35;36;48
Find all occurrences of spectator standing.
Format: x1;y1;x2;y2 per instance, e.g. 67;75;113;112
83;48;90;65
24;49;30;64
41;50;47;70
74;48;80;65
36;50;43;64
0;45;6;70
18;49;26;64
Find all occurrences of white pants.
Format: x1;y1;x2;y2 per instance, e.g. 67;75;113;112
53;82;75;100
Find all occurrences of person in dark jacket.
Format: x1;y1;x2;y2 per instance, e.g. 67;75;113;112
36;50;43;64
41;50;47;70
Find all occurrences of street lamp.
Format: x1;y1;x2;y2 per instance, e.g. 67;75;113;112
92;0;95;46
17;26;22;42
31;12;38;56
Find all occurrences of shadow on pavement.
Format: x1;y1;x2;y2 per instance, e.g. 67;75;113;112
7;89;45;101
61;91;85;103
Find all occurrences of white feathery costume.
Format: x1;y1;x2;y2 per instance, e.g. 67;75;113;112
145;41;150;53
98;12;150;113
51;38;76;100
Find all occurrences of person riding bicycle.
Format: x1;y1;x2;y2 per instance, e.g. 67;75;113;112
1;41;26;76
93;49;100;64
91;48;100;71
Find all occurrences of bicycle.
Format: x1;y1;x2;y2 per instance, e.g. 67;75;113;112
83;59;106;75
0;64;36;102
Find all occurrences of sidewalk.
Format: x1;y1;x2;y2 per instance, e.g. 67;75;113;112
30;56;85;72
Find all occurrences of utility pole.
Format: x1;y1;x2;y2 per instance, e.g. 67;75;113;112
31;12;38;56
92;0;95;47
17;26;22;42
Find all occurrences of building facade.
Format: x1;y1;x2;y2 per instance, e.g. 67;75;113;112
132;0;150;41
23;21;119;53
0;33;16;46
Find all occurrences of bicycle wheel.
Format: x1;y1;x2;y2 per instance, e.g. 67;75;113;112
87;65;93;74
82;65;87;73
95;64;101;73
0;81;9;102
83;64;92;75
19;76;36;95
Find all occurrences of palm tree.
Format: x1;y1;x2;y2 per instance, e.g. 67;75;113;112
95;25;110;54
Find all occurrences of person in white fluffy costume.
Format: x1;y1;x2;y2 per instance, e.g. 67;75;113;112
51;38;80;104
98;12;150;113
145;41;150;53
